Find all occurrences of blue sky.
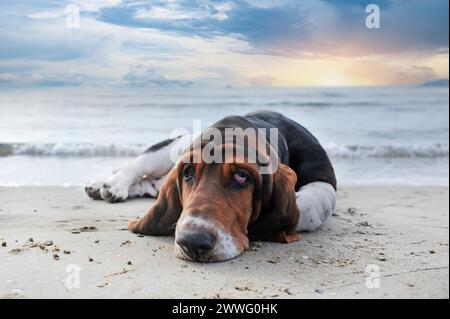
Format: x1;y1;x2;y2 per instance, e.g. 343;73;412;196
0;0;448;87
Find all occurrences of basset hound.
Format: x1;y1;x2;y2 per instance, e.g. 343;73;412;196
86;111;337;262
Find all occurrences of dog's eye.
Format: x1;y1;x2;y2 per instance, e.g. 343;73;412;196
233;169;250;186
183;165;195;182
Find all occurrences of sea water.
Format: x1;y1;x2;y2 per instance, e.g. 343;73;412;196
0;86;448;186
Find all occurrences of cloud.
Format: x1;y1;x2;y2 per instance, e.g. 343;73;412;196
98;0;312;56
28;11;65;19
0;8;258;88
249;74;275;87
243;0;291;9
1;0;121;17
97;0;448;58
0;0;448;87
0;15;116;62
135;2;233;21
0;73;19;83
136;7;207;20
122;64;193;87
0;71;87;87
73;0;122;12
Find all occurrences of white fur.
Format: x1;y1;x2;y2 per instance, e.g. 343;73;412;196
128;175;167;198
87;135;189;202
295;182;336;232
175;216;240;261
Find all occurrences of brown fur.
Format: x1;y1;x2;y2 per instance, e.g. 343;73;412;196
129;141;301;259
128;168;182;236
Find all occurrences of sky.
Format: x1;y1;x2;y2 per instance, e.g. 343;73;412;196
0;0;448;88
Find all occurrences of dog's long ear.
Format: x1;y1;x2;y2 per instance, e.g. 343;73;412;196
128;168;182;236
248;163;300;243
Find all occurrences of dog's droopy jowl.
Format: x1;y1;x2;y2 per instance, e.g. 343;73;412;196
86;111;337;262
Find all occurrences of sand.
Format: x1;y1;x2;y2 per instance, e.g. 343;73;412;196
0;186;448;299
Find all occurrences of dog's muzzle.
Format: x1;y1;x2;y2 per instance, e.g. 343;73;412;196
176;231;216;260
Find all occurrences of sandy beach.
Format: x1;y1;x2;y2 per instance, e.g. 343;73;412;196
0;186;448;299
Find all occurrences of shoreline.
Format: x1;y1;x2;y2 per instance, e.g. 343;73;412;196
0;186;448;298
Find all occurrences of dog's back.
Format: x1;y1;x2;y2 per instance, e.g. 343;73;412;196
244;111;337;190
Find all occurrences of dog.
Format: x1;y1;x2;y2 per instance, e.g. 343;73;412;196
86;111;337;262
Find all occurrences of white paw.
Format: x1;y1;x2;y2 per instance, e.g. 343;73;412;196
100;183;129;203
296;199;325;232
85;182;103;200
295;182;336;232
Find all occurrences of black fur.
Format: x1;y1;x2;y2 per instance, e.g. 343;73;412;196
212;110;337;191
145;137;178;153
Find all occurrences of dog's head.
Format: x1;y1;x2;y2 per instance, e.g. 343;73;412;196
129;132;300;262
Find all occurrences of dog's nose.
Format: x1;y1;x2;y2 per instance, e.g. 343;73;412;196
176;232;215;260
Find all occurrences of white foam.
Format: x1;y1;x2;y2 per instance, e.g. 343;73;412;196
325;142;449;159
5;143;146;157
1;142;448;159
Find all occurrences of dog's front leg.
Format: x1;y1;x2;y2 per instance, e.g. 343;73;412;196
86;135;189;203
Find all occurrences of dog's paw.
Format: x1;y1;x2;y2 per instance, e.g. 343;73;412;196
85;183;103;200
100;183;129;203
128;219;142;233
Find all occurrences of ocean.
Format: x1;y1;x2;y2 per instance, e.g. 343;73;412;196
0;86;448;187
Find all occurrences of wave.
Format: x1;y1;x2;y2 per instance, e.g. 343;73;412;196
0;143;146;157
325;143;449;159
265;101;380;107
1;142;448;159
125;101;381;108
